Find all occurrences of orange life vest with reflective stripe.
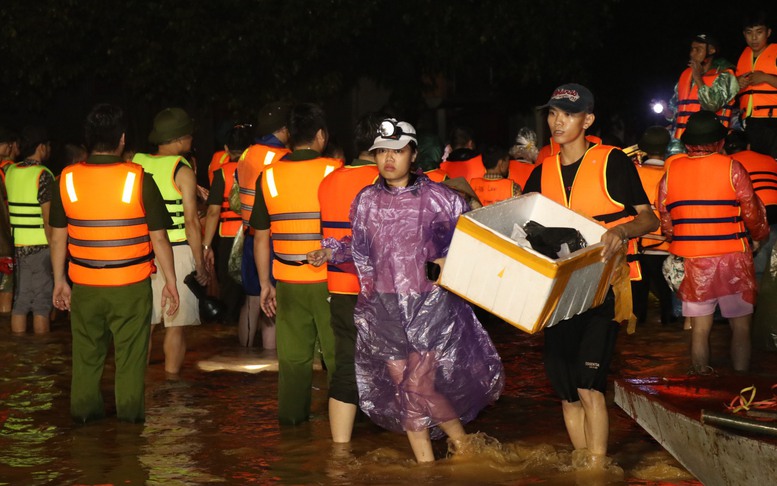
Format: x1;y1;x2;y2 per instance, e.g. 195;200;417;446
541;144;642;280
674;67;737;139
261;156;342;283
208;150;228;185
424;168;447;182
664;153;749;258
218;161;242;237
439;155;485;182
60;162;154;286
636;163;670;253
736;44;777;118
319;164;379;294
237;143;290;229
732;150;777;207
469;177;514;206
507;160;534;189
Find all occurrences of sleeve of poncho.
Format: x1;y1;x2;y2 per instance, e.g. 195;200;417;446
732;160;770;242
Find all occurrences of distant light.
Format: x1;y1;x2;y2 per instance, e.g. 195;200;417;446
651;100;665;114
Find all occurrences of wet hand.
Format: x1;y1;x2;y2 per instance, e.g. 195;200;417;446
306;248;332;267
52;283;72;311
600;227;628;262
162;283;180;316
260;285;277;317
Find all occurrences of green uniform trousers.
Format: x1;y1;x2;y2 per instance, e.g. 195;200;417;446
275;280;335;425
70;279;152;423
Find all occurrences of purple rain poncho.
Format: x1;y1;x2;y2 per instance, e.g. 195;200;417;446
348;173;504;438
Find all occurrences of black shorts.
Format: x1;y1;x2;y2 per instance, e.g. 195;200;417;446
543;290;619;402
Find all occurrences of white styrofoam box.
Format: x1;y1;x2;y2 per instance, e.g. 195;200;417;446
440;192;618;334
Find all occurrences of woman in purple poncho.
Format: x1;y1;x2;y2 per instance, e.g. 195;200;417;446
350;118;504;462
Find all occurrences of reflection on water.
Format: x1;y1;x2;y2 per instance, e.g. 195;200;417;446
3;299;754;485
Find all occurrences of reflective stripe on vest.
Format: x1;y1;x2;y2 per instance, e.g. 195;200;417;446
674;67;736;138
470;177;514;206
61;162;154;286
733;150;777;207
319;164;379;294
541;144;642;280
218;161;242;237
261;156;343;283
237;143;290;227
132;153;189;242
664;154;748;257
5;163;52;246
736;44;777;118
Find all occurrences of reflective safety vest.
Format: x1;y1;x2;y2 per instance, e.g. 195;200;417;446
60;162;154;286
736;44;777;118
424;168;447;182
635;163;670;253
664;153;749;258
541;144;642;280
5;163;53;246
439;155;485;182
132;153;190;243
732;150;777;207
469;177;514;206
218;161;242;237
208;150;228;185
319;163;379;294
261;156;342;283
237;143;290;228
507;160;534;190
674;67;737;139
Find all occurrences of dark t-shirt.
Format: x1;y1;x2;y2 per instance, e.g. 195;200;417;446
49;154;172;231
523;145;649;212
207;169;225;206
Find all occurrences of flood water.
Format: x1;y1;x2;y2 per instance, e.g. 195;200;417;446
1;298;774;485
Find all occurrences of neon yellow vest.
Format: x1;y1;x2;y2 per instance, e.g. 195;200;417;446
132;153;191;243
5;163;53;246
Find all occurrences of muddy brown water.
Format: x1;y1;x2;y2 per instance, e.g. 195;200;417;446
2;299;774;485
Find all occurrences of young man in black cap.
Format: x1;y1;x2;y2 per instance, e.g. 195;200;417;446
133;107;210;376
658;110;769;374
523;83;658;464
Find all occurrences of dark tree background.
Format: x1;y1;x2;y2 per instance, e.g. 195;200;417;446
1;0;775;176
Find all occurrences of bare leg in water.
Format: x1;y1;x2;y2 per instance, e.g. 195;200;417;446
386;352;464;463
238;295;276;349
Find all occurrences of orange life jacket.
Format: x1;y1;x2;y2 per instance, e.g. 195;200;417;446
319;164;379;294
732;150;777;207
423;168;447;182
218;160;242;237
60;162;155;286
469;177;514;206
664;153;749;258
439;154;485;182
736;44;777;118
261;156;342;283
237;143;290;230
537;135;603;164
541;144;642;280
208;150;228;185
507;160;534;189
674;67;737;139
635;163;670;253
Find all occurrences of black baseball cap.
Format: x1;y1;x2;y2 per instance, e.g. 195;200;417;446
541;83;595;114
